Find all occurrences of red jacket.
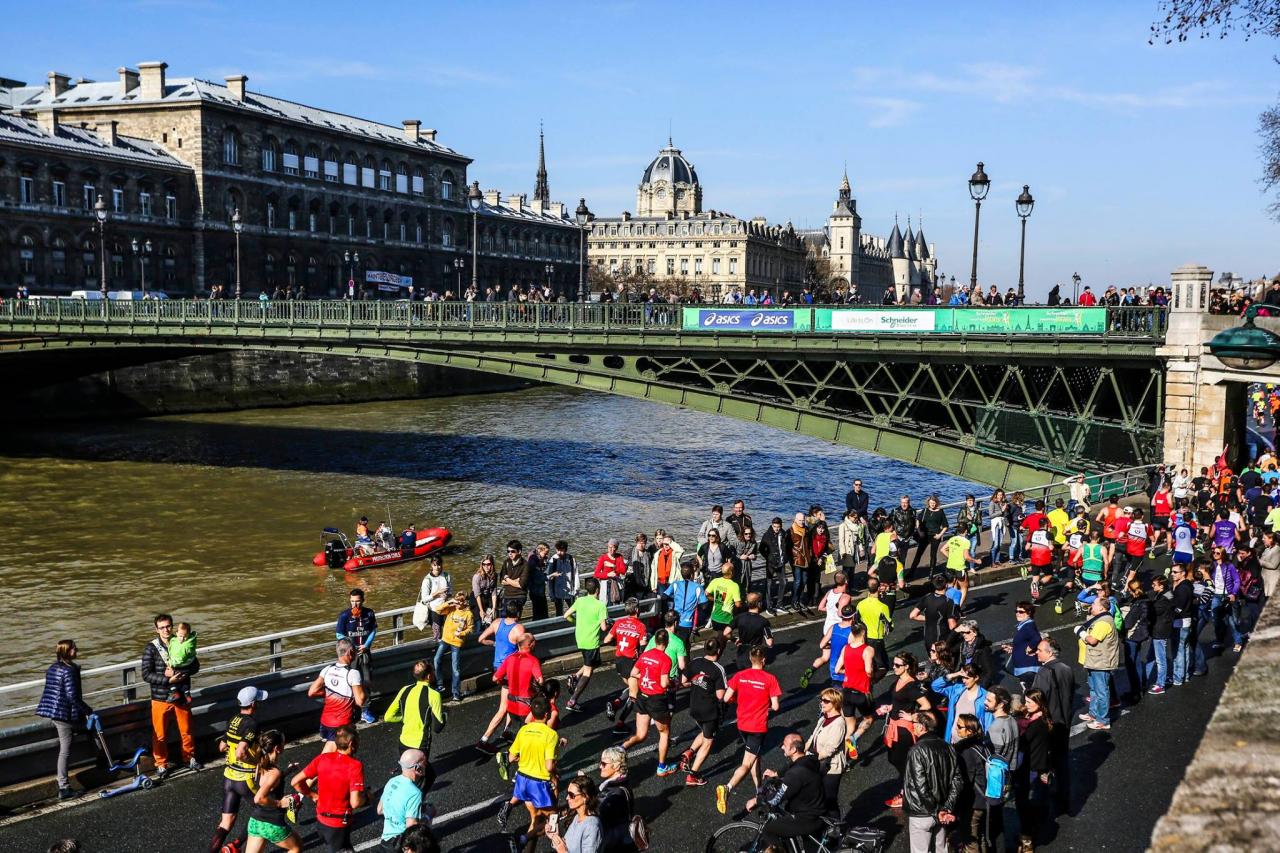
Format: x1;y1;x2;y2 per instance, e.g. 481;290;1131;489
595;552;627;580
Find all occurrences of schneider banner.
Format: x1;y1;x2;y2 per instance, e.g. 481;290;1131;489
815;307;1108;334
682;307;811;332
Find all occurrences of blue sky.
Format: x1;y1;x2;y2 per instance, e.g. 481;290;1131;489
7;1;1278;296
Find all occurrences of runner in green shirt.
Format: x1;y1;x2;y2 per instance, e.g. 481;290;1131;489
645;610;688;683
945;531;978;609
705;560;742;630
564;578;610;712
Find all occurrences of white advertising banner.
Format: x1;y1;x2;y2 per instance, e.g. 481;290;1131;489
825;310;936;333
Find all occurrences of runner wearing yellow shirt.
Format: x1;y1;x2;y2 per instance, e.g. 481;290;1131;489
497;694;560;845
945;531;979;609
705;561;743;632
1046;499;1071;547
855;577;893;676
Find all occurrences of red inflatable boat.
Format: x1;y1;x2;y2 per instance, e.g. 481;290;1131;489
313;526;452;573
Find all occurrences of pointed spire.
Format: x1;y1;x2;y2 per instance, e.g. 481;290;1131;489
533;121;550;204
840;162;850;193
887;220;906;259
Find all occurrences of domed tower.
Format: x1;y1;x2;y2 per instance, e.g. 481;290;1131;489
637;139;702;216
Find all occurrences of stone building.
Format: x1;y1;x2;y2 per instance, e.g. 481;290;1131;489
798;169;938;302
1;62;583;296
0;85;196;292
586;140;806;298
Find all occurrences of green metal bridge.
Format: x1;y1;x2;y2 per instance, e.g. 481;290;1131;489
0;300;1168;489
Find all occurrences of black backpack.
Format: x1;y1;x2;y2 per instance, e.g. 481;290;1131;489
842;825;887;853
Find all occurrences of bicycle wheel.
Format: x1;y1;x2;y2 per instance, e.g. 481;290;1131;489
705;820;768;853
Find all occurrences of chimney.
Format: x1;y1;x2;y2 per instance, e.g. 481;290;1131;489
47;71;71;97
506;193;526;212
38;110;58;135
531;198;545;216
101;120;119;146
422;128;437;142
402;119;421;142
138;61;167;100
225;74;247;102
118;67;139;95
484;189;501;206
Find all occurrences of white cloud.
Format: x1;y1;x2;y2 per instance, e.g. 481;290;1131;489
857;96;921;128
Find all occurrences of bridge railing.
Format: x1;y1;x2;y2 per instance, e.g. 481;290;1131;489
2;299;1166;339
932;463;1153;521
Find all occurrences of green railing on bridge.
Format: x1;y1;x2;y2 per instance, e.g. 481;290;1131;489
1;299;1167;340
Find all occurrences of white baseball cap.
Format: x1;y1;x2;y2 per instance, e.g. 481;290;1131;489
237;686;267;707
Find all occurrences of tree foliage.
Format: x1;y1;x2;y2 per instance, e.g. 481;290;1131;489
1153;1;1280;218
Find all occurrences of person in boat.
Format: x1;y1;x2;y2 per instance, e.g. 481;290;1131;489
375;522;396;553
401;525;417;560
355;517;374;556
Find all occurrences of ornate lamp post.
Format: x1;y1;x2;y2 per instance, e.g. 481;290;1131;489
95;195;109;295
575;198;591;303
131;238;152;297
453;257;465;294
468;181;482;292
1072;271;1081;304
544;263;554;294
967;162;990;290
231;208;243;299
1015;184;1034;303
344;250;359;299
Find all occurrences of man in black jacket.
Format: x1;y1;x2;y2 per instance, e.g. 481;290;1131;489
903;712;962;853
758;517;792;614
1031;636;1075;813
845;479;870;518
745;733;825;848
891;496;919;570
141;613;202;779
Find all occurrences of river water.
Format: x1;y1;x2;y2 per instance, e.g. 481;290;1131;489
0;387;980;689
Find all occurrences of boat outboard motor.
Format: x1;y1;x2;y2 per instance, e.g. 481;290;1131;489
325;538;348;569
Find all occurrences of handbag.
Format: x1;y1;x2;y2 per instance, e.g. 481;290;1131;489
412;600;432;631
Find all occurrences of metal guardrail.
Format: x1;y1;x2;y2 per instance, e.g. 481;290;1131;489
0;464;1154;720
0;299;1167;340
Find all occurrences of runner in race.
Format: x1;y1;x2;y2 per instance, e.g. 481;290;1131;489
680;635;728;787
833;620;876;760
497;694;559;853
488;633;543;760
384;660;446;795
603;598;649;735
620;629;677;777
705;559;743;634
857;577;893;678
943;527;979;611
1026;517;1055;602
1118;507;1152;588
727;593;773;672
1097;496;1123;566
291;725;366;853
306;640;367;754
210;686;269;853
564;578;610;712
476;603;525;752
715;645;782;815
243;730;303;853
798;572;849;688
1168;510;1198;568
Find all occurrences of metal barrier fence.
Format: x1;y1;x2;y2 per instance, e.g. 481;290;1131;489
1;299;1167;339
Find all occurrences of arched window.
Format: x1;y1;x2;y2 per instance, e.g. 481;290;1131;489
264;252;276;287
286;253;297;286
378;159;392;191
287;197;300;231
442;219;454;248
265;194;278;229
308;199;322;233
261;136;279;172
324;147;340;183
343;152;358;186
163;245;177;285
283;140;299;175
395;162;408;194
383;210;393;241
222;128;240;165
362;156;376;189
347;204;359;237
440;169;454;201
411;167;425;196
304;145;320;179
19;234;38;278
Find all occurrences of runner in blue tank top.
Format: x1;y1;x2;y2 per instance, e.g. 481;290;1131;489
476;601;525;753
826;605;857;683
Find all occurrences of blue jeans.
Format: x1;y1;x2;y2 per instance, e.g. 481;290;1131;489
1171;624;1191;684
1211;594;1244;646
433;642;461;698
1087;669;1111;724
968;532;981;564
1124;639;1146;695
1150;638;1169;687
990;520;1007;562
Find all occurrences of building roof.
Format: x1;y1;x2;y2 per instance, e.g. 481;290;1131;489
0;112;190;171
886;222;906;259
914;227;929;260
476;199;575;229
641;141;698;185
12;74;468;161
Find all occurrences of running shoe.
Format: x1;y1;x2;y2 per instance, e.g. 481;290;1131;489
611;722;630;737
1148;685;1166;695
1054;599;1064;614
605;697;620;721
799;667;814;689
567;674;580;693
1086;721;1111;731
715;784;728;815
187;757;204;772
845;738;859;762
219;840;241;853
475;739;499;754
685;772;707;787
496;800;513;830
155;765;174;781
496;750;510;782
885;794;904;809
360;709;376;725
678;749;694;772
656;762;677;777
565;700;582;713
1078;713;1094;722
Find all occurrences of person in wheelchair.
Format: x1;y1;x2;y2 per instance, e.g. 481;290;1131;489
744;733;828;849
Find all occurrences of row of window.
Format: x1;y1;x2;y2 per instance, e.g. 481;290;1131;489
598;241;739;251
601;257;739;277
14;175;178;219
595;221;743;238
7;234;179;283
222;130;457;200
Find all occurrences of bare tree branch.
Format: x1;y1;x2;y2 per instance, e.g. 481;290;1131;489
1150;0;1280;43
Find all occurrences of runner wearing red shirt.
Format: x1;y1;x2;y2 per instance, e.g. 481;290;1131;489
1096;497;1123;563
486;633;543;760
603;598;649;732
1028;517;1055;600
291;725;366;853
306;640;367;753
620;631;676;775
1118;507;1151;587
833;622;876;760
715;646;782;815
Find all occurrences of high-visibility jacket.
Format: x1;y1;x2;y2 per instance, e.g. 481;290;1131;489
385;680;445;755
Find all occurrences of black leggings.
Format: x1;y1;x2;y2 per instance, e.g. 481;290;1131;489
911;538;941;573
316;822;352;853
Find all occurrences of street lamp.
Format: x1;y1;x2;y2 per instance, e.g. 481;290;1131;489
544;263;554;293
344;250;360;299
453;257;465;294
1071;271;1081;304
575;198;591;302
468;181;482;293
1209;303;1280;370
1015;184;1034;303
967;162;990;290
95;195;109;295
231;208;243;299
132;238;152;297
